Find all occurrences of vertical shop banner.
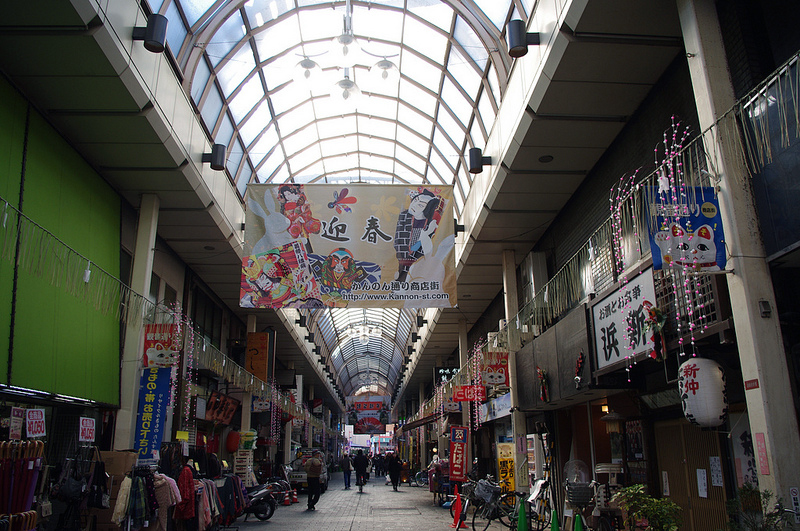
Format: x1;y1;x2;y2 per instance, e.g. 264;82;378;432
246;330;275;382
135;367;171;464
482;351;510;386
591;268;657;370
143;324;180;368
242;184;457;309
648;186;726;271
9;407;24;440
346;396;390;434
449;426;469;481
496;442;515;494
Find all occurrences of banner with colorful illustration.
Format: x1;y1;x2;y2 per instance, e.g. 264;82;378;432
648;186;726;271
482;351;510;387
242;184;456;309
246;330;275;382
143;324;180;368
346;395;391;434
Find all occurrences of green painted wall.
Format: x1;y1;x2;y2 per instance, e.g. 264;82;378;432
0;77;121;405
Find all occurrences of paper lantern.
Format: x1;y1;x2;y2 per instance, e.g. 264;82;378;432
678;358;728;427
226;430;241;453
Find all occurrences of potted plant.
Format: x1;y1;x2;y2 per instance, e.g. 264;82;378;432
611;484;682;531
727;483;794;531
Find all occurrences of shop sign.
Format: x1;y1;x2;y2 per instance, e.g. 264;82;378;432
252;396;270;413
592;268;657;370
135;367;171;464
9;407;24;440
26;409;46;438
453;385;486;402
496;442;515;494
79;417;96;442
436;366;459;383
449;426;468;481
480;392;511;422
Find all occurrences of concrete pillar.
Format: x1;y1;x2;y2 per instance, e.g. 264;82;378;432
419;386;427;466
678;0;800;499
458;318;471;469
241;314;257;433
115;194;159;450
502;249;529;490
307;386;314;447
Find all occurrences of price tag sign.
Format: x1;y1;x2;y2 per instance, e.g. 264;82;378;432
79;417;96;442
26;409;46;438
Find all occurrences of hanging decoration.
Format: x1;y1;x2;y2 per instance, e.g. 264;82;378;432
536;367;549;402
574;352;585;389
643;301;667;361
678;357;728;428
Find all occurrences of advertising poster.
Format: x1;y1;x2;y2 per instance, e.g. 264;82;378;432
143;323;180;368
482;351;509;386
648;186;726;272
346;395;390;434
449;426;469;481
242;184;457;309
9;407;24;440
135;367;171;464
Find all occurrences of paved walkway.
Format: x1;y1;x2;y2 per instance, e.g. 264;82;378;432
234;472;509;531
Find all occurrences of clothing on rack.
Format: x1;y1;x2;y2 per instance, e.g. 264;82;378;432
111;466;180;530
174;464;195;520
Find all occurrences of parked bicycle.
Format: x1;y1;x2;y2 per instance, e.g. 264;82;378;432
412;470;429;487
471;477;516;531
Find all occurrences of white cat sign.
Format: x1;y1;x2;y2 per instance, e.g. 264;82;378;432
648;186;726;272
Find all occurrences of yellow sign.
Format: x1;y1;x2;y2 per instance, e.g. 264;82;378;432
497;442;515;494
175;430;189;441
246;331;273;382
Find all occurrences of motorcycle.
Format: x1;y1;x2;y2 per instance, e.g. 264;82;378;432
241;481;278;521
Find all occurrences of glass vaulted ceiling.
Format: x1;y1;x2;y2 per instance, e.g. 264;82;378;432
150;0;534;397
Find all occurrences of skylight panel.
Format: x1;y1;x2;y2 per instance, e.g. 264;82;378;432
320;136;359;158
397;106;433;139
269;84;310;115
395;144;426;174
190;59;211;103
407;0;454;33
399;52;442;93
200;87;224;132
207;11;245;66
276;103;315;136
317;115;358;138
217;44;256;95
255;14;301;63
239;101;273;146
447;46;483;99
399;81;437;117
477;89;496;135
357;116;397;140
396;126;429;156
282;122;319;154
228;75;264;124
165;1;188;54
177;0;216;28
453;17;488;70
473;0;513;31
403;17;448;65
440;77;471;129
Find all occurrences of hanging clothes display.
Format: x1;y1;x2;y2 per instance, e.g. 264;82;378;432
110;467;181;531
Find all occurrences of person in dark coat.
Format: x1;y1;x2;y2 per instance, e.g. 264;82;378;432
387;452;402;491
353;449;370;492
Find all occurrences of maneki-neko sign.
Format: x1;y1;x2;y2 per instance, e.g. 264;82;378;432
241;184;456;309
481;351;509;387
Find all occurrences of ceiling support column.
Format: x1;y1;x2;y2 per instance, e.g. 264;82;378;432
241;315;257;433
503;249;528;490
115;194;159;450
419;385;427;467
678;0;800;500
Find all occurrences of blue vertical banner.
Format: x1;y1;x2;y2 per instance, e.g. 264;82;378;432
135;367;171;464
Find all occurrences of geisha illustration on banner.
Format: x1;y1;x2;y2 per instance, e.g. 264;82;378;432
241;184;457;309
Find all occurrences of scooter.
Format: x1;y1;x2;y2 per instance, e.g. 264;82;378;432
242;482;278;521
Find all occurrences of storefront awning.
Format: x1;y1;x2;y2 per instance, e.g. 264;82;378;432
397;412;441;434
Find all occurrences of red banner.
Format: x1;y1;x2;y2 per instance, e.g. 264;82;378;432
143;324;180;368
449;426;468;481
453;385;486;402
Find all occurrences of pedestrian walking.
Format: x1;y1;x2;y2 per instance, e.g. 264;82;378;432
353;449;370;493
387;452;402;491
304;450;324;510
340;453;353;490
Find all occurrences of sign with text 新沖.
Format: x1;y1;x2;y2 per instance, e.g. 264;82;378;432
592;268;657;371
242;184;456;309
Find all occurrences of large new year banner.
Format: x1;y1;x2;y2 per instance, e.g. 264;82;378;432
242;184;457;309
346;395;391;434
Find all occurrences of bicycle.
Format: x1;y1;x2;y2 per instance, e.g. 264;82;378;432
412;470;429;487
471;478;516;530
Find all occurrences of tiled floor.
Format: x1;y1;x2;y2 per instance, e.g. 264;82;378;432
234;473;509;530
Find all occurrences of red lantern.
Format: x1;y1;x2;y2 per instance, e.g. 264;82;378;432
226;430;241;453
679;358;728;428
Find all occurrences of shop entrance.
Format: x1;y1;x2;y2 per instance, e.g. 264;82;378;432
653;418;728;530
